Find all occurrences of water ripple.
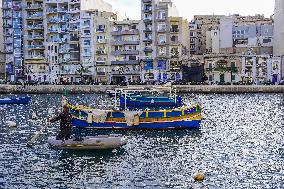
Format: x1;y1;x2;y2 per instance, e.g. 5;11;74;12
0;93;284;188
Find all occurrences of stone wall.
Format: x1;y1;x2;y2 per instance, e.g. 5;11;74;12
1;84;284;94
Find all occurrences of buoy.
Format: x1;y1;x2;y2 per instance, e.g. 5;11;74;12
112;149;118;153
6;121;17;128
193;171;205;182
31;112;37;120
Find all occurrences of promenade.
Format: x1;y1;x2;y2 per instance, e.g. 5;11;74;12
1;84;284;94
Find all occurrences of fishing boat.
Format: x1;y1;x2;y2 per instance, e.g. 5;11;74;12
0;96;31;105
114;86;183;110
62;84;202;130
68;103;201;130
47;135;127;150
119;95;182;110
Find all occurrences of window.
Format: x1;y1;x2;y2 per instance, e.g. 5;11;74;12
84;30;90;35
209;75;213;81
84;40;90;46
263;38;271;43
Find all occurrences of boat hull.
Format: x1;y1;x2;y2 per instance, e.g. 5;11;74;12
0;97;31;105
72;118;201;130
47;135;127;150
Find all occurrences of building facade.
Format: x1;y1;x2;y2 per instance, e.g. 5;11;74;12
110;20;141;84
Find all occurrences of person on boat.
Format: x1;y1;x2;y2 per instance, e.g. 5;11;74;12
50;104;73;141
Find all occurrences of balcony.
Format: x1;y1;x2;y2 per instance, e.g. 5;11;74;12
4;39;13;44
143;28;152;33
2;3;12;9
143;0;152;4
25;4;43;10
112;70;140;75
4;32;12;37
143;7;152;13
3;14;12;19
27;24;44;30
70;48;80;52
111;40;139;45
27;45;45;49
143;18;152;23
111;50;139;56
170;28;179;33
144;47;153;52
46;8;57;14
26;14;43;20
157;17;166;21
96;29;106;33
157;41;168;46
157;53;169;58
206;67;238;73
59;49;70;54
69;0;80;4
111;29;139;36
111;60;139;65
82;52;92;57
157;28;167;33
97;39;108;44
3;24;12;28
25;55;45;60
47;17;58;23
68;8;80;14
96;50;107;55
47;28;58;33
171;40;180;45
143;38;152;42
46;0;58;3
4;49;13;54
27;35;44;40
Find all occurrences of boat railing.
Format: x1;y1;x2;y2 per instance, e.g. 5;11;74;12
113;84;178;110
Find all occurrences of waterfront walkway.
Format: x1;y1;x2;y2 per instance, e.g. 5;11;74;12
1;84;284;94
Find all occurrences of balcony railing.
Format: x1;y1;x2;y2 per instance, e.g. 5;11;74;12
111;40;139;45
25;4;43;10
206;67;238;73
26;45;45;49
111;50;139;56
46;8;57;13
111;29;139;36
27;24;44;30
111;60;139;65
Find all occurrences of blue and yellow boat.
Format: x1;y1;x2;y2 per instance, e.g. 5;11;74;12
119;95;183;110
68;103;201;130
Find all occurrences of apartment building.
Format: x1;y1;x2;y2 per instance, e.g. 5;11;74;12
110;20;141;84
190;14;273;56
2;0;111;83
219;15;273;55
0;2;4;80
93;10;116;84
204;54;242;84
189;15;225;55
141;0;188;82
2;0;24;82
204;54;281;84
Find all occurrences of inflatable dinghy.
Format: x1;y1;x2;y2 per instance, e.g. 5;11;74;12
47;135;127;150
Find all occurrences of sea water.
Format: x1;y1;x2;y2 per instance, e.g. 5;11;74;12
0;93;283;188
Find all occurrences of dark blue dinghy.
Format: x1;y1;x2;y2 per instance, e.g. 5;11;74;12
0;96;31;105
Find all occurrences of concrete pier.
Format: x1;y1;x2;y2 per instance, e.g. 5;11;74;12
1;84;284;94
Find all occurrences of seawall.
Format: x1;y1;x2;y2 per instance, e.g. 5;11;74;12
1;84;284;94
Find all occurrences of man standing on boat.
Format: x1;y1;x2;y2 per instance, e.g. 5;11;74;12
50;104;73;141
